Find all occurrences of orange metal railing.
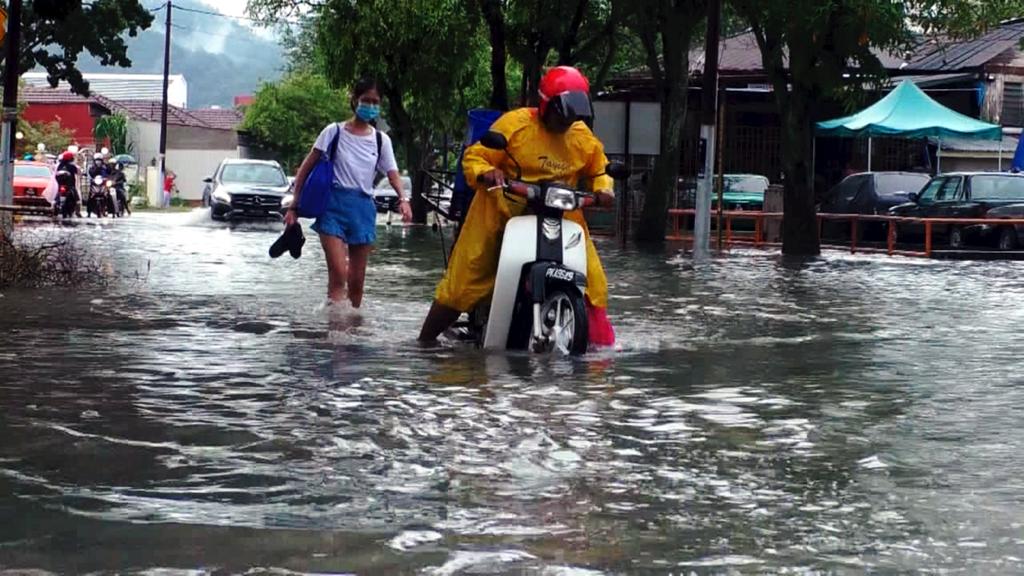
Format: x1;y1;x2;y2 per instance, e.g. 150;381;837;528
666;209;1024;258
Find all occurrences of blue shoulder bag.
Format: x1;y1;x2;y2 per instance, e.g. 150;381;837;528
297;123;341;218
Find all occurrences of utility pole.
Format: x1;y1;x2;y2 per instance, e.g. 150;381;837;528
158;0;172;206
1;0;23;234
693;0;721;260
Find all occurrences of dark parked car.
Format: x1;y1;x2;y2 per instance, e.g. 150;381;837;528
204;159;291;221
819;172;930;240
888;172;1024;248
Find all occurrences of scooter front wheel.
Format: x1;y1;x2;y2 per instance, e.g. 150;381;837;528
532;289;589;355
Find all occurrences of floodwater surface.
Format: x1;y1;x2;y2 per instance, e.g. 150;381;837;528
2;211;1024;574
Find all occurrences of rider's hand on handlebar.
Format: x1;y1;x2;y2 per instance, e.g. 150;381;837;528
480;169;506;189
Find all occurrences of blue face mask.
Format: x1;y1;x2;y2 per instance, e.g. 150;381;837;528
356;103;380;122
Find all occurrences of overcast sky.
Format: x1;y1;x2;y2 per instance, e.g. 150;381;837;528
202;0;249;18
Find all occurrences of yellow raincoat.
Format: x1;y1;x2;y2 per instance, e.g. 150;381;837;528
434;108;614;312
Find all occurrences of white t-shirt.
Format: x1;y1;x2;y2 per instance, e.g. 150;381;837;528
313;122;399;196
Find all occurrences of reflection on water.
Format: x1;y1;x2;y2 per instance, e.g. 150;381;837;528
2;211;1024;574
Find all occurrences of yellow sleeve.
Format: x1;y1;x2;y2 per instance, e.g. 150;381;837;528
582;131;614;195
461;109;530;188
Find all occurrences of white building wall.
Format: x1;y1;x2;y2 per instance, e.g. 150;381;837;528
167;149;239;201
130;121;162;173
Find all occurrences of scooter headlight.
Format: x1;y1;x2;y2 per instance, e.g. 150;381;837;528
544;186;577;211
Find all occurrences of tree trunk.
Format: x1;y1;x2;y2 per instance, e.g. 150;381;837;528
479;0;509;110
382;83;429;224
636;9;694;244
557;0;589;64
407;139;429;224
590;28;618;95
779;90;820;255
637;79;688;243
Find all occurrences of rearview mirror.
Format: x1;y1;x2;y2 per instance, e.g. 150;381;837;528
203;177;213;184
605;162;629;180
479;131;508;151
908;192;919;203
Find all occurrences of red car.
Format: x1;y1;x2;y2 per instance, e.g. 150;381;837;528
13;161;55;207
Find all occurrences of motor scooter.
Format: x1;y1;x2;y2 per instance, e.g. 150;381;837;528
461;130;628;354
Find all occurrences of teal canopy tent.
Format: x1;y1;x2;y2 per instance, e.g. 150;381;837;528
816;80;1003;171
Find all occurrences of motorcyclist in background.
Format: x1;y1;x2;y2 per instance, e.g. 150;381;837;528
55;151;81;218
110;159;131;216
88;152;109;180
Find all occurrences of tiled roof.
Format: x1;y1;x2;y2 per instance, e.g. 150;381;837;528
21;86;239;130
21;85;102;106
188;108;243;130
103;99;212;128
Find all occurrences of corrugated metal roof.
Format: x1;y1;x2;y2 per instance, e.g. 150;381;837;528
21;72;188;107
930;134;1019;153
905;21;1024;71
616;21;1024;84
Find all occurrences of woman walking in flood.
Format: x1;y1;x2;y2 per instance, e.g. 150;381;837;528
285;77;412;307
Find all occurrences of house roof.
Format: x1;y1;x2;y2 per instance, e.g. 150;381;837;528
188;108;243;130
614;20;1024;86
907;20;1024;72
20;85;240;131
21;72;188;108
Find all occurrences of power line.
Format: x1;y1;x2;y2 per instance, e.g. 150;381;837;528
171;3;302;26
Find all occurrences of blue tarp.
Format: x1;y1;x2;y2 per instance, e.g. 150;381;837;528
1013;135;1024;173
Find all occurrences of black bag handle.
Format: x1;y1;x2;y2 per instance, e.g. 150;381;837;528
327;123;342;164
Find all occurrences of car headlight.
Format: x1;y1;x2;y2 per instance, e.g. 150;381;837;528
544;186;577;211
282;194;294;209
212;187;231;203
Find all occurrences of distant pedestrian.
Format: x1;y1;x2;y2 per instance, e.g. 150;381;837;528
163;170;176;208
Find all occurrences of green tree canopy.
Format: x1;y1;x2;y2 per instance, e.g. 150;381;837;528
3;0;154;95
241;73;350;172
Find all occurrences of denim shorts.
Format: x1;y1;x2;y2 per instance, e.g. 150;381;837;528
311;186;377;245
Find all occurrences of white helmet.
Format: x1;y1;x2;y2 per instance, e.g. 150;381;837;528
93;152;104;160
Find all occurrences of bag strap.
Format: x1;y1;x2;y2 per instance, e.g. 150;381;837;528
376;129;382;159
327;122;343;163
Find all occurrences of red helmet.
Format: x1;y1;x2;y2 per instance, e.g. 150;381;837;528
538;66;593;132
60;151;75;162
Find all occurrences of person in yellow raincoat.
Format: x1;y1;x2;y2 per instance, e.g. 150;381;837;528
418;66;616;345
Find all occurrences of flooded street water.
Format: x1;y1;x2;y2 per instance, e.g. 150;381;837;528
3;211;1024;574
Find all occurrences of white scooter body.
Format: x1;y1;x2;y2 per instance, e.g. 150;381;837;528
482;214;588;350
